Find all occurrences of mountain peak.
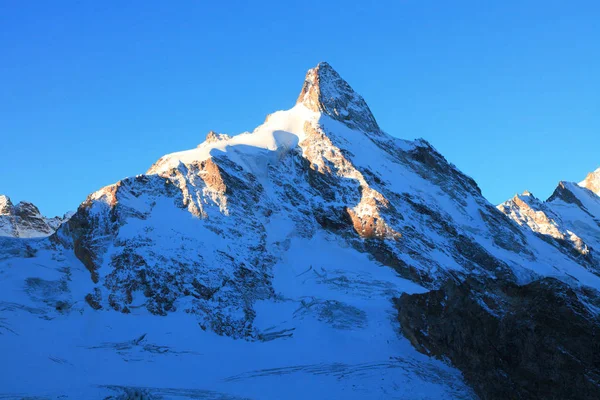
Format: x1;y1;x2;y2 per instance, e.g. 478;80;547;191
296;62;381;134
579;167;600;195
0;195;70;238
0;195;12;215
203;130;231;145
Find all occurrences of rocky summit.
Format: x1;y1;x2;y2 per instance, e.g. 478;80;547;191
1;63;600;400
0;194;70;238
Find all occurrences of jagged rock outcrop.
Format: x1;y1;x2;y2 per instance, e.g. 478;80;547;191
0;194;70;238
396;276;600;400
499;177;600;273
498;191;590;255
296;62;382;135
580;167;600;195
204;130;232;145
0;195;12;214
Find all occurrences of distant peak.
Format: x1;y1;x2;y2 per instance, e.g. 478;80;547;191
0;196;41;218
13;201;42;218
203;130;231;145
0;195;13;215
509;190;539;207
548;181;584;206
296;62;381;134
579;167;600;195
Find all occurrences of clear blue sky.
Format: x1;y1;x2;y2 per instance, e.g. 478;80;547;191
1;1;599;216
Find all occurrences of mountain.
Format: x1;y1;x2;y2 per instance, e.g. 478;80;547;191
498;173;600;271
1;63;600;399
580;167;600;195
0;194;71;238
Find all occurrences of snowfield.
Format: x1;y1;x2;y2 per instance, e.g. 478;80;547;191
0;235;475;399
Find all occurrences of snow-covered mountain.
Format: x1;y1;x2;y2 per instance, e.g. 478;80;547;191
498;172;600;272
0;194;70;238
1;63;599;399
580;167;600;195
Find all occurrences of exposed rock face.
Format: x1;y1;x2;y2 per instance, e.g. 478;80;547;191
499;179;600;273
498;191;590;256
580;167;600;195
0;195;12;214
297;62;382;135
204;130;232;145
0;195;70;238
57;171;272;337
548;181;587;207
396;277;600;400
299;120;400;241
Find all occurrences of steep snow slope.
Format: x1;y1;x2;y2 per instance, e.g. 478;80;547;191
0;194;71;238
0;235;476;399
1;62;600;399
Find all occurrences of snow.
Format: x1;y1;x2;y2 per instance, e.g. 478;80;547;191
579;167;600;195
499;180;600;287
0;195;70;238
147;104;317;176
0;235;476;399
548;182;600;250
0;195;11;214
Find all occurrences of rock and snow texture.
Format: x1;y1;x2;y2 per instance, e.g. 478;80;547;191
296;62;382;134
1;62;600;399
0;194;70;238
499;172;600;272
580;167;600;195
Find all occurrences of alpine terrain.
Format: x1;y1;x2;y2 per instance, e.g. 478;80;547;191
1;63;599;400
0;195;70;238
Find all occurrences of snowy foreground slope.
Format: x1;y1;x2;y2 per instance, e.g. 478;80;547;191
1;63;600;399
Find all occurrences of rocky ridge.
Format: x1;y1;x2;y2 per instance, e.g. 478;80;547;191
580;167;600;195
0;194;70;238
498;177;600;274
